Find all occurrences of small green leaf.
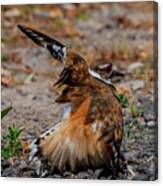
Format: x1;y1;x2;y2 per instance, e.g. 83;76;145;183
77;12;90;21
24;73;35;83
55;19;65;28
1;106;12;119
124;126;131;138
1;53;7;62
139;106;145;116
130;104;139;117
1;148;11;159
117;93;128;108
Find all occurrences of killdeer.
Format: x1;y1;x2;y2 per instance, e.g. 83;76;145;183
18;25;124;176
89;59;125;84
62;59;125;120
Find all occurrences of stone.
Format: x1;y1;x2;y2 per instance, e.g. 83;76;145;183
53;174;62;178
2;160;11;169
63;171;72;177
147;121;155;128
77;171;89;179
62;4;76;10
34;10;50;18
131;80;144;90
144;113;155;122
128;165;136;175
94;169;103;178
87;169;94;176
133;174;148;181
124;151;139;163
19;160;28;170
5;9;21;18
1;167;13;177
139;96;155;121
127;62;143;73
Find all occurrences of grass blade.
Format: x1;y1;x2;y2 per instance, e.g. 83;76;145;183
1;106;12;119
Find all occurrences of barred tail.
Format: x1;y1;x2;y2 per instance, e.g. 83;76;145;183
28;120;62;162
28;119;105;172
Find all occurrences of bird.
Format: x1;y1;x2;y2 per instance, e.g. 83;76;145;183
18;25;125;176
89;58;125;84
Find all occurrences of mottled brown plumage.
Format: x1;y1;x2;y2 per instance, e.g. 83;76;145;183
18;25;124;175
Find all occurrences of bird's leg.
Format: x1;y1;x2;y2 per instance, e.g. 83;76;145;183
114;143;128;177
103;142;117;178
115;143;121;169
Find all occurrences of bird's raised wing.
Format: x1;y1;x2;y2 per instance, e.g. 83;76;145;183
18;24;67;63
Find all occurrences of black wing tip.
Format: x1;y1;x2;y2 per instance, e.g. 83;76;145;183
17;24;27;31
17;24;67;63
17;24;31;36
17;24;23;29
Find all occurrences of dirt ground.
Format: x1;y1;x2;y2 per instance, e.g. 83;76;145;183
1;2;157;180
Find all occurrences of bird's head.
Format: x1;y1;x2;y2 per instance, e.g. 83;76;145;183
89;59;125;84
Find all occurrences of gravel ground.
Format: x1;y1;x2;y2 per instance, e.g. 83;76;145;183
1;2;158;180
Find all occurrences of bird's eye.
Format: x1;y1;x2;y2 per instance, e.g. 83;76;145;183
97;64;112;74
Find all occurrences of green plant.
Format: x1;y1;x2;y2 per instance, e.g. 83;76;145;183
117;93;129;108
130;104;138;117
1;106;12;119
1;106;23;159
130;104;145;117
24;73;35;84
124;118;138;138
55;18;65;29
77;12;90;21
1;53;7;62
125;104;145;139
139;106;145;117
1;125;23;159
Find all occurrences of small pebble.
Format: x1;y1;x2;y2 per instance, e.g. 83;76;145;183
127;62;143;73
63;171;72;177
87;169;94;176
53;174;62;178
4;9;21;18
131;80;144;90
77;171;89;179
147;121;155;128
94;169;103;178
